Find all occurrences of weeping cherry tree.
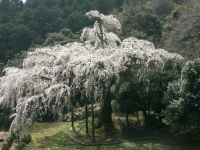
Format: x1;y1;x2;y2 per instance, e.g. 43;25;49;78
0;10;183;134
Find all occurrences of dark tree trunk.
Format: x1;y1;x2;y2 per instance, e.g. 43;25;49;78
158;116;163;125
148;101;150;115
126;108;129;130
85;97;88;134
97;18;104;47
143;102;147;120
136;111;141;126
143;109;147;120
71;105;74;129
91;99;95;143
96;87;113;129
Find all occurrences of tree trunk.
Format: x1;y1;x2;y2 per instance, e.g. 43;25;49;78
126;108;129;130
158;116;163;125
71;105;74;129
91;100;95;143
136;111;141;126
97;19;104;47
143;110;147;118
143;103;147;120
96;87;113;129
85;98;88;134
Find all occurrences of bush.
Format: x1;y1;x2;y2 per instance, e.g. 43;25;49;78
111;100;120;112
14;134;31;150
163;58;200;133
154;0;175;16
43;33;65;46
171;5;185;19
5;134;14;147
14;142;25;150
60;28;73;37
2;142;9;150
21;133;31;144
1;133;14;150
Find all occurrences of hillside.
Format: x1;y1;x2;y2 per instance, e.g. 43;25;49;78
116;0;200;61
162;2;200;60
0;0;200;69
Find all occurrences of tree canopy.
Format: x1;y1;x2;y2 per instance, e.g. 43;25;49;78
0;10;183;134
163;58;200;133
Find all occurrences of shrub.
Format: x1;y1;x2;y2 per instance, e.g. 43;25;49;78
14;134;31;150
14;142;25;150
1;133;14;150
60;28;73;37
163;58;200;133
111;100;120;112
171;5;185;18
21;133;31;144
1;142;9;150
154;0;175;16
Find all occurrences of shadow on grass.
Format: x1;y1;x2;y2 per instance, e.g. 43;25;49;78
23;119;200;150
25;128;200;150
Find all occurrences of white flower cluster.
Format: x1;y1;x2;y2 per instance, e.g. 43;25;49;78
85;10;122;31
0;11;184;134
82;10;122;48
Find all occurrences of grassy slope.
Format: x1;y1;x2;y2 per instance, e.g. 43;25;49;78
19;121;169;150
8;113;200;150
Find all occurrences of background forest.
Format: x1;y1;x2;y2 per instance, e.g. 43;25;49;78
1;0;200;68
1;0;200;140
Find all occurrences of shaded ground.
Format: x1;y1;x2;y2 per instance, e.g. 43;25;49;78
73;128;155;145
69;112;200;149
8;111;200;150
73;126;200;147
9;121;200;150
72;112;163;145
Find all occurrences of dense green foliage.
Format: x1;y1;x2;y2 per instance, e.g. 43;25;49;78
163;58;200;133
14;133;32;150
112;61;181;129
0;0;124;64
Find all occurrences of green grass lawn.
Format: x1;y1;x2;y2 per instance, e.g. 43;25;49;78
19;121;167;150
8;116;200;150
